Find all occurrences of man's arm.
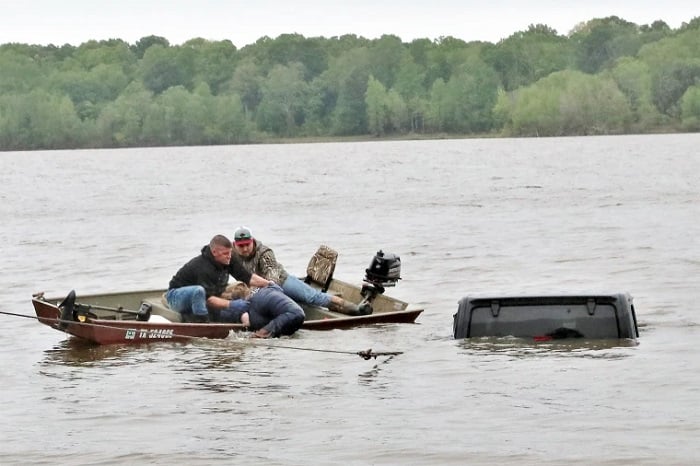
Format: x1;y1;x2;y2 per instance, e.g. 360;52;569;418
206;295;231;310
258;249;284;283
219;298;251;326
228;255;253;284
249;273;270;288
229;254;270;287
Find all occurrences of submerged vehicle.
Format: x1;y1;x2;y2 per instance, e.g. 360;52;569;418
32;248;423;345
453;293;639;341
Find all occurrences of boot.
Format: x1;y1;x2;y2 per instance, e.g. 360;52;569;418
329;296;362;316
358;302;373;315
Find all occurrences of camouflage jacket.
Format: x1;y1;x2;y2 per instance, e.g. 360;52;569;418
232;240;289;285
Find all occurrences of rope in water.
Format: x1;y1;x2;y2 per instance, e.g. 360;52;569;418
0;309;402;360
248;341;403;359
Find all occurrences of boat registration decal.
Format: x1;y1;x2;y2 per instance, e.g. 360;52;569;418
124;328;174;339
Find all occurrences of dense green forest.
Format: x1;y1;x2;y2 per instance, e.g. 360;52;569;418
1;15;700;150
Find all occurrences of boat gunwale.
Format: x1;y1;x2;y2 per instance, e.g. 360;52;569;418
31;286;423;345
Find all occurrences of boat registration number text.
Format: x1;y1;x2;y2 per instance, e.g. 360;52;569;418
125;328;174;339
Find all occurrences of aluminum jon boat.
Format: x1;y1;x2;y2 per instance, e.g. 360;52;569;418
32;248;423;345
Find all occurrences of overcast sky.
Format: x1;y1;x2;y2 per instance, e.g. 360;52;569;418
1;0;697;47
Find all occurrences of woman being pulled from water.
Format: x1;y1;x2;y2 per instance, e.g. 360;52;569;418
219;281;305;338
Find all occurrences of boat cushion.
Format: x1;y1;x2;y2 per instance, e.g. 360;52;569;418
304;245;338;292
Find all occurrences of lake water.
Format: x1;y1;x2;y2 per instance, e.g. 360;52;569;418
1;134;699;465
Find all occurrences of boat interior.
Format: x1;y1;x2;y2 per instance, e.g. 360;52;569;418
45;246;410;324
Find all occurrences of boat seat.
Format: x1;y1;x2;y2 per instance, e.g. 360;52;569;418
304;245;338;292
140;294;183;323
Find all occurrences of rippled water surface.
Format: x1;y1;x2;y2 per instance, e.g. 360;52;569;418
1;135;699;464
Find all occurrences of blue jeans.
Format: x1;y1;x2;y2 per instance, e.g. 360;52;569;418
282;275;332;307
248;284;305;336
166;286;208;317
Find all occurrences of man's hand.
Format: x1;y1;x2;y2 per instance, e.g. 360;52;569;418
206;296;230;310
249;273;270;288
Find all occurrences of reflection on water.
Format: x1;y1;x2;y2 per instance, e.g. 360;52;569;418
40;338;149;366
357;354;400;389
172;339;252;394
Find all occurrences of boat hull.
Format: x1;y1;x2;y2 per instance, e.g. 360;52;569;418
33;279;423;345
34;299;240;344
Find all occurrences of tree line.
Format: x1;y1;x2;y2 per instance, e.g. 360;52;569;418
1;15;699;151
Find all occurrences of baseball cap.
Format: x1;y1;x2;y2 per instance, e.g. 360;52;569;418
234;226;253;245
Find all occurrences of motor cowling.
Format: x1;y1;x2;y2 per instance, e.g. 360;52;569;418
364;250;401;287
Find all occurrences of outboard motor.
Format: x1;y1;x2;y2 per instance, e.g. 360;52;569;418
361;251;401;305
365;250;401;288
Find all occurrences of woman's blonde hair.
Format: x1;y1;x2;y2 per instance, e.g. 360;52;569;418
221;281;250;300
